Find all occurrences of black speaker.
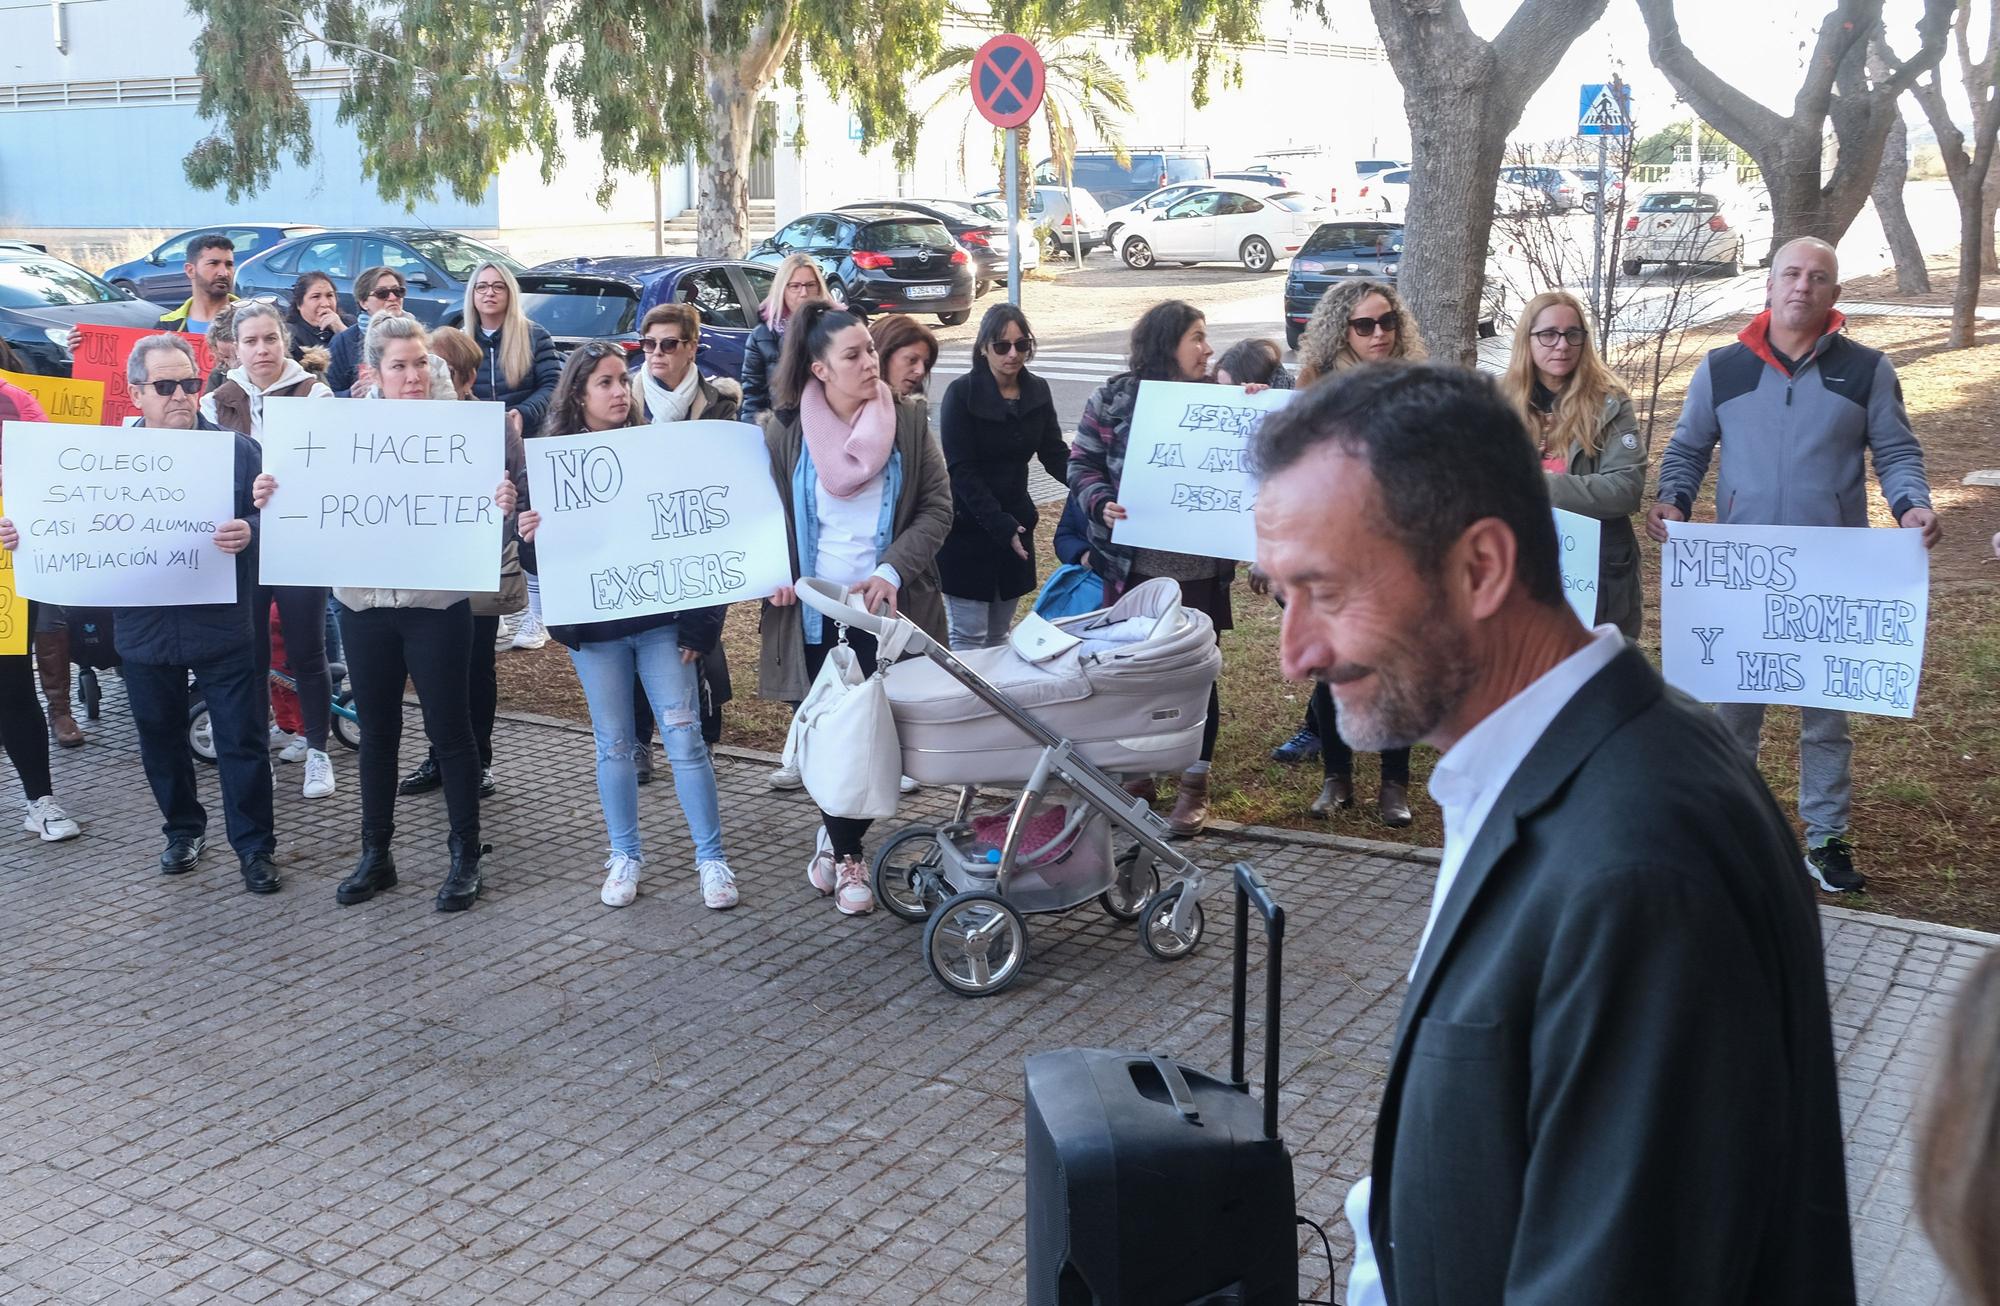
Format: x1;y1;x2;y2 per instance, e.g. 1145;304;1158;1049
1024;863;1295;1305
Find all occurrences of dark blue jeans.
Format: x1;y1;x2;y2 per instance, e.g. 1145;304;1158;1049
124;653;275;863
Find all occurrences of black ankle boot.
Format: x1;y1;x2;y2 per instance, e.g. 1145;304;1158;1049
436;834;483;913
336;834;398;905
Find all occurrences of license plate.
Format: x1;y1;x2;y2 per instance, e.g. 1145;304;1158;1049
905;284;949;299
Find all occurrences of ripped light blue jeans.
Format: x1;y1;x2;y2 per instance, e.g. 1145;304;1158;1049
569;623;725;863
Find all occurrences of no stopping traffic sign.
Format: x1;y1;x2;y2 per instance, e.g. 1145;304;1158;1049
972;34;1046;129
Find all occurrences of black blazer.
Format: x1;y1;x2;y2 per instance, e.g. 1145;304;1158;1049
1371;646;1853;1306
935;364;1068;602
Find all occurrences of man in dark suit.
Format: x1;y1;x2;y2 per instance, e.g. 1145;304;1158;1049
1251;364;1853;1305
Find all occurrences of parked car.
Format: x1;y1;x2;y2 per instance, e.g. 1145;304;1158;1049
1033;149;1211;209
1500;165;1583;213
1116;185;1330;274
1248;149;1371;213
1103;179;1278;246
101;224;323;304
0;249;161;376
1281;218;1507;351
974;185;1111;260
1355;158;1407;178
1570;166;1626;213
233;227;524;326
1621;188;1773;277
1372;166;1412;215
836;197;1035;295
749;209;974;325
443;256;773;382
1493;177;1552;215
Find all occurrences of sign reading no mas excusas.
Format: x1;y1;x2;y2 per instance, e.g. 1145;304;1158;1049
1659;521;1929;719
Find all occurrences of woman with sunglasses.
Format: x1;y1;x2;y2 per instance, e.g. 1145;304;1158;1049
1499;288;1645;638
741;254;830;421
936;303;1067;650
1288;279;1426;827
516;341;740;912
325;266;409;396
1069;299;1238;836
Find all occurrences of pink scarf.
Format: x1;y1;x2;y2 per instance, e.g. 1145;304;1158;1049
800;379;897;499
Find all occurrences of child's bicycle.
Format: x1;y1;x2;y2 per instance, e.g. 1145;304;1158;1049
187;662;362;763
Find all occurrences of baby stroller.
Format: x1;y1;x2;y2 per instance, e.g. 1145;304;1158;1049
794;576;1228;997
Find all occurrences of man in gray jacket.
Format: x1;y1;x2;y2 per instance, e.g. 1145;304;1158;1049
1648;237;1941;893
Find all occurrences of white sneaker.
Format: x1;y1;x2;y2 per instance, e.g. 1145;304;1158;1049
899;774;920;794
511;612;549;651
493;611;521;651
699;858;739;910
267;725;300;754
835;855;875;915
768;762;803;791
806;825;837;895
600;852;641;907
302;750;336;799
22;796;79;842
277;735;309;764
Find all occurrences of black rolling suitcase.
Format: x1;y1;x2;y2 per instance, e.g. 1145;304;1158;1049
1024;862;1296;1305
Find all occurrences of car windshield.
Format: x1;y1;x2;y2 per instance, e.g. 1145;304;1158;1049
1639;192;1719;213
911;200;990;226
968;199;1006;222
862;221;950;249
0;257;124;308
1299;223;1403;258
403;233;523;281
1267;191;1316;212
520;285;637;338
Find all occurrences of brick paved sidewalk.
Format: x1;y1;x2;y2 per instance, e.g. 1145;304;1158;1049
0;688;1983;1304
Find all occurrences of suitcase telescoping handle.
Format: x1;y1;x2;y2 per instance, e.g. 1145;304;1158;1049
1229;861;1285;1142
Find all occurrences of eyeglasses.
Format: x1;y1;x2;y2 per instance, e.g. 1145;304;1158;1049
1531;327;1588;347
367;286;406;301
1348;312;1400;337
988;337;1035;356
141;378;203;397
640;336;688;354
472;282;508;294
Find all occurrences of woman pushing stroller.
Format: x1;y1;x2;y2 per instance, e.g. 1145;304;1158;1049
757;298;952;916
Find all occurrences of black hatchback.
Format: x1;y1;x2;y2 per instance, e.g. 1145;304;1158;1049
750;209;974;326
837;198;1013;296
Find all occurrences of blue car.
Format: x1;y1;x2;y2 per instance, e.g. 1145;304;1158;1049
100;224;323;305
479;256;778;383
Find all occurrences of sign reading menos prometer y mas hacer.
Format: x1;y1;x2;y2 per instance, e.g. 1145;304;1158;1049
4;422;238;606
1112;380;1295;563
1659;522;1930;719
258;397;506;590
525;420;792;627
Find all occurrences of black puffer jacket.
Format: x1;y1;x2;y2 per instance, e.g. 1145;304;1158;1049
286;310;346;361
738;321;783;420
936;364;1067;601
471;322;561;432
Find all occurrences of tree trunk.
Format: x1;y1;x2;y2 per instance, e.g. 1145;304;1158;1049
1982;163;2000;273
1871;98;1930;293
696;9;795;259
1951;126;2000;346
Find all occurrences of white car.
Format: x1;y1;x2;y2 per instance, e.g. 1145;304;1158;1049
1620;187;1774;276
1104;176;1288;246
1371;166;1411;215
1116;185;1330;273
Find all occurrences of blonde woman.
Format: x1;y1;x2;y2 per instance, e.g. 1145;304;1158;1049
1289;278;1425;827
466;261;560;649
1498;289;1645;638
741;252;830;420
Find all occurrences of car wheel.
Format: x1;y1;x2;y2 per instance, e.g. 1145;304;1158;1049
827;277;849;308
1620;259;1642;277
974;278;990;297
1122;237;1155;270
1239;237;1275;273
1040;232;1061;261
1285;321;1302;351
1106;222;1123;246
937;310;969;327
111;279;138;298
1722;245;1744;277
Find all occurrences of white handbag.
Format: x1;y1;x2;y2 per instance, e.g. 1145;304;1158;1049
783;634;902;820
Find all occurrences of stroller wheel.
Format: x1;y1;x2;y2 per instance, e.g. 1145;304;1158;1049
1100;846;1160;922
1138;885;1205;961
186;699;218;766
79;668;102;721
924;890;1030;998
872;825;946;923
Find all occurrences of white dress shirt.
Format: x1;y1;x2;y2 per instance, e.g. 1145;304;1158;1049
1345;626;1627;1306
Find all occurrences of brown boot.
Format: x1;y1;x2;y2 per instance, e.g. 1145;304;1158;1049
1377;781;1413;828
1310;775;1355;817
1166;769;1210;838
34;630;82;748
1121;776;1158;808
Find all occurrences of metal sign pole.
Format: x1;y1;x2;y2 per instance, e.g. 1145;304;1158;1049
1592;132;1607;338
1006;128;1021;306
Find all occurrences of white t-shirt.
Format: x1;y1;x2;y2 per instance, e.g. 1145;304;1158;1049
813;473;888;588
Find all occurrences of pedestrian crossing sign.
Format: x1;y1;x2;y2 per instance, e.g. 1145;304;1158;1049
1578;82;1631;136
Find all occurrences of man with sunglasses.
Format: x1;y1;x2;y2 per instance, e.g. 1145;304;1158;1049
325;266;410;397
109;335;278;893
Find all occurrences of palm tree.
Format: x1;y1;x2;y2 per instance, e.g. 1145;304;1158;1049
925;6;1136;263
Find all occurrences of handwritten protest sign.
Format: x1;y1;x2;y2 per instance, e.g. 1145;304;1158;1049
1660;521;1929;719
0;370;105;425
1110;380;1294;562
0;498;27;655
525;420;791;627
1553;508;1602;626
71;325;214;426
259;397;505;590
4;422;237;606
